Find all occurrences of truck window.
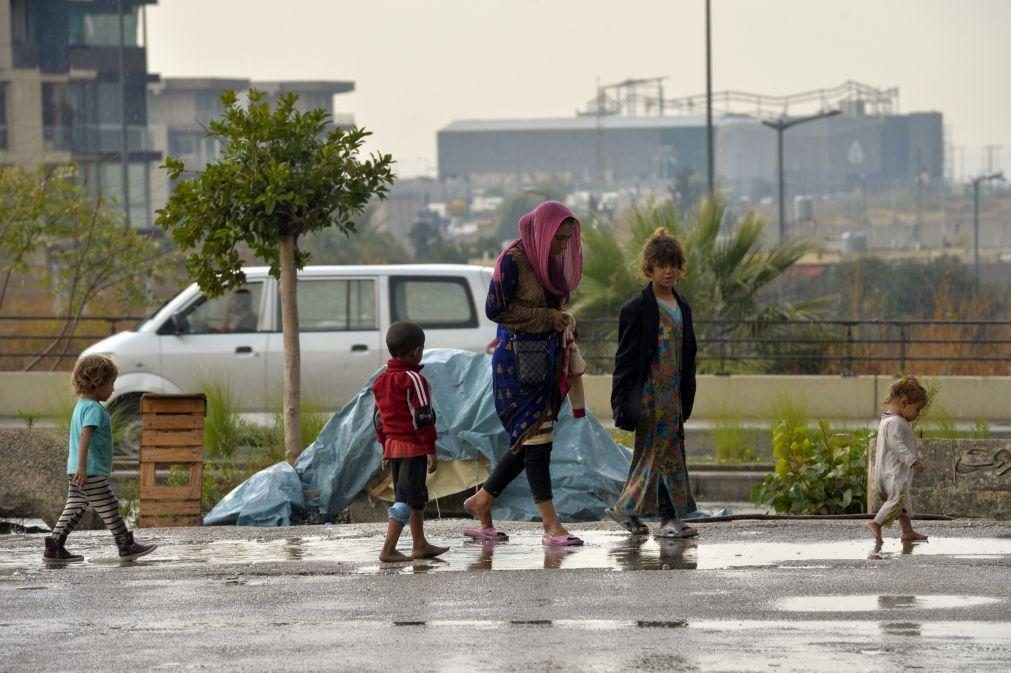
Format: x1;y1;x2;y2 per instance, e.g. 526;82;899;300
294;278;377;331
176;283;263;334
390;276;477;329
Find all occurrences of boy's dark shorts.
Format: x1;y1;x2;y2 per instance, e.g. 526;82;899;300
391;455;429;509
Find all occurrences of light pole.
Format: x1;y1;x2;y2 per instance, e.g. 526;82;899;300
971;170;1004;286
705;0;714;200
761;109;841;244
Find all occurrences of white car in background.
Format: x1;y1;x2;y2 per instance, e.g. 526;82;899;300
84;264;497;442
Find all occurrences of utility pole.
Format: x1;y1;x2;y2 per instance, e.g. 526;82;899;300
117;0;130;227
982;145;1003;173
705;0;714;199
761;109;841;244
971;171;1004;287
594;79;604;210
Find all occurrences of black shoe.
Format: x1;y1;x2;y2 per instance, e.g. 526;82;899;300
43;536;83;563
115;531;157;561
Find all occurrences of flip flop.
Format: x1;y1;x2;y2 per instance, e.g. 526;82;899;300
463;527;509;541
606;508;649;535
654;520;698;539
542;534;584;546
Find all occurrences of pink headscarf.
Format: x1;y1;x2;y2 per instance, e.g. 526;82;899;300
492;200;582;305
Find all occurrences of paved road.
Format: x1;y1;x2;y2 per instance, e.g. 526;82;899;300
2;518;1009;672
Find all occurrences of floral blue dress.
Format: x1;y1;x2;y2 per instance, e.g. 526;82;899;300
486;247;565;451
613;300;693;519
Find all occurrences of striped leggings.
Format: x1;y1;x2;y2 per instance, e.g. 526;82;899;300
51;476;127;541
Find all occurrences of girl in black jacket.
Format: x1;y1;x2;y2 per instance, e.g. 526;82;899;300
607;228;699;538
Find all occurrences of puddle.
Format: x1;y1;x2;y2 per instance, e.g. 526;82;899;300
389;619;689;629
1;533;1010;574
777;594;1001;612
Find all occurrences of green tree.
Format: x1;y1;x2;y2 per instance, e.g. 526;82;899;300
157;89;395;463
0;165;180;370
0;166;77;309
573;198;823;373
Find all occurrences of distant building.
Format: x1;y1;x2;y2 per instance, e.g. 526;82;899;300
437;81;944;201
147;78;355;220
438;116;709;188
0;0;160;227
717;110;943;201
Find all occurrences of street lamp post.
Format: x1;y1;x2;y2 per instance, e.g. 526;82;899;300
761;109;841;244
705;0;714;200
971;171;1004;286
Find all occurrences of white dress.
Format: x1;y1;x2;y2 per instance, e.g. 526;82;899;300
872;412;919;526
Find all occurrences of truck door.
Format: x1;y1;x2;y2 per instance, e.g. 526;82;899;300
157;282;269;411
388;275;488;352
265;276;383;412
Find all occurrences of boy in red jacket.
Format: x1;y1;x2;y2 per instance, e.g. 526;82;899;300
372;321;450;562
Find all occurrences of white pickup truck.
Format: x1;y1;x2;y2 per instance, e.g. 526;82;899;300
83;264;497;418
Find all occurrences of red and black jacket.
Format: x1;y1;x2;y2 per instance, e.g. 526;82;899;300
372;359;437;458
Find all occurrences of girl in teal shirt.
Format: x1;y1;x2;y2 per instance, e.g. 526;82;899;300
44;354;157;563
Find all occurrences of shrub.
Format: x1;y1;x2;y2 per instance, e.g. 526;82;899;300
751;420;871;514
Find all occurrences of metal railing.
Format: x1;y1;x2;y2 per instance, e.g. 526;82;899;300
576;318;1011;376
1;315;1008;375
0;315;144;371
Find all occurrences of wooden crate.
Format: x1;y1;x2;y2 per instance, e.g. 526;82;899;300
138;394;206;528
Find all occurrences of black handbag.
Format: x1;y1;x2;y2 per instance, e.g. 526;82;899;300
511;336;550;387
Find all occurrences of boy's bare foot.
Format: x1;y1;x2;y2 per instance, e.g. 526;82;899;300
900;531;928;542
866;521;883;543
412;542;449;559
379;549;411;563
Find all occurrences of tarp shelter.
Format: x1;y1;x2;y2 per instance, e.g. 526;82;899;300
205;349;633;526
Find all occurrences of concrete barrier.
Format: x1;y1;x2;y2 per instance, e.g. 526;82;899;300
582;374;1011;424
3;372;1009;424
0;373;75;419
0;428;103;529
869;438;1011;520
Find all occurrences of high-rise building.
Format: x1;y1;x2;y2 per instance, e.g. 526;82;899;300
1;0;160;227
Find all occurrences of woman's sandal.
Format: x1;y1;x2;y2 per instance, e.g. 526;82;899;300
654;520;699;539
542;534;584;546
463;526;509;541
606;508;649;535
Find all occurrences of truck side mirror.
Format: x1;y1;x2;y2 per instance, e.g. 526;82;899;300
157;312;188;336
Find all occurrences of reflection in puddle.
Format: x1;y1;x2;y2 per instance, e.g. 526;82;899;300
879;622;922;636
636;620;688;629
1;533;1010;575
390;619;689;629
778;594;1001;612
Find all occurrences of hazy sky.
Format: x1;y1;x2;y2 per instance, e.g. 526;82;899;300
146;0;1011;179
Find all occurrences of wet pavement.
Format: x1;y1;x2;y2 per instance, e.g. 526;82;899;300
4;528;1011;575
1;518;1009;672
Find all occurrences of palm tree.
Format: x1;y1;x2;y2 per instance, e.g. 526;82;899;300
572;198;828;373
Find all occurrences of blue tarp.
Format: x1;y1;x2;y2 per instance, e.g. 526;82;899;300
205;348;633;526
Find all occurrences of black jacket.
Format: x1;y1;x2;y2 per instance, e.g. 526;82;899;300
610;283;697;432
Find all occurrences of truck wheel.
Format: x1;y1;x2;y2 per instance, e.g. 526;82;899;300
109;394;143;467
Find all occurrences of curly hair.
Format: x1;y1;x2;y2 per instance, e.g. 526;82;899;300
72;354;118;396
883;375;928;407
639;228;687;279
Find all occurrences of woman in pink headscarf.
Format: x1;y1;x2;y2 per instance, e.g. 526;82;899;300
463;201;585;546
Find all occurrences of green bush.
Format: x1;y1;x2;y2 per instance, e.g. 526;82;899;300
751;420;871;514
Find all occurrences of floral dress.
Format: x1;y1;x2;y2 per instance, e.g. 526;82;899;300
613;300;692;519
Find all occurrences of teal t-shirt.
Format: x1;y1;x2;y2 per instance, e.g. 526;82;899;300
67;399;114;477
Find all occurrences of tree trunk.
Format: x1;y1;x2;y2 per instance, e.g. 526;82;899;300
278;233;302;464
